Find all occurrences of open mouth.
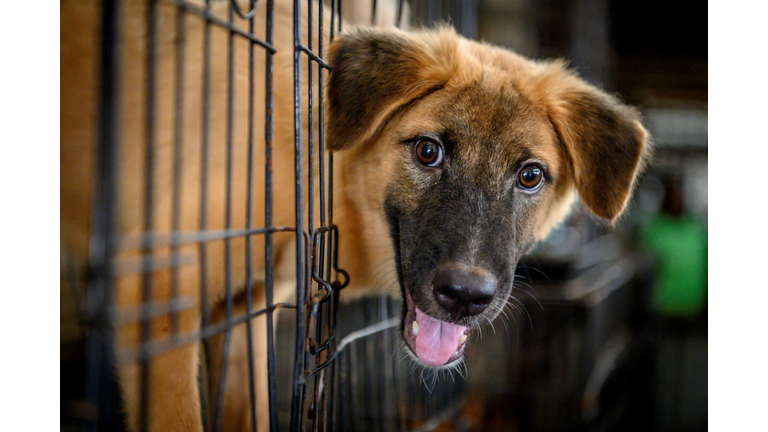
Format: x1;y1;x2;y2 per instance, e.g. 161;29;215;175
403;289;470;366
389;214;470;367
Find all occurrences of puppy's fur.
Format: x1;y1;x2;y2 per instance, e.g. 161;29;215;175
61;1;649;431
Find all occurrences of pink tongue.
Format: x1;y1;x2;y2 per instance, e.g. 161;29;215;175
414;307;467;366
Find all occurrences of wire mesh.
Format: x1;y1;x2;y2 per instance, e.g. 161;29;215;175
63;1;478;431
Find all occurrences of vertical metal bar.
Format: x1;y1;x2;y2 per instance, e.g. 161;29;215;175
317;0;327;288
290;0;307;430
379;298;392;431
317;11;330;428
330;0;336;41
243;1;259;430
307;0;314;241
84;0;120;430
170;2;186;342
139;1;158;430
338;350;347;431
214;2;238;430
391;298;407;431
366;298;380;430
199;2;214;425
349;342;359;432
263;1;279;431
305;2;320;431
329;0;340;228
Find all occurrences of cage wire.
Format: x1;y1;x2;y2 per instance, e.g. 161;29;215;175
62;1;478;431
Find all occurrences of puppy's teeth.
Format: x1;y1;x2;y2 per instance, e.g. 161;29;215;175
459;334;467;345
412;321;419;336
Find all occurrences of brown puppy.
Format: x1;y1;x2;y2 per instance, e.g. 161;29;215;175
61;2;649;431
328;26;649;367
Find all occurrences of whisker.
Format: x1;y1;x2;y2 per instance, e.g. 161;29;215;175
517;263;550;282
508;295;533;330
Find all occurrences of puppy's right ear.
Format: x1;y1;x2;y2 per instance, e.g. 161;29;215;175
326;27;466;151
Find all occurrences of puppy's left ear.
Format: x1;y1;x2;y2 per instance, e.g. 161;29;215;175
536;62;651;221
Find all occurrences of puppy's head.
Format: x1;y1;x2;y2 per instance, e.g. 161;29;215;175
327;27;649;367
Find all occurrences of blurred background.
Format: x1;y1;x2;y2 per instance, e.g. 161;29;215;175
442;0;707;430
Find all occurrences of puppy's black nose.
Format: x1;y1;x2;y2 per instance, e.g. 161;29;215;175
432;267;496;318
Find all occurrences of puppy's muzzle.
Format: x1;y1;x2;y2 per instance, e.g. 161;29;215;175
433;265;497;320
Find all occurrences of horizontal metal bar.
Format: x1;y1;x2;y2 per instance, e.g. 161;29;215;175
115;252;196;274
117;302;297;364
308;317;399;375
335;317;399;354
297;44;332;70
119;226;296;250
113;297;196;325
161;0;277;53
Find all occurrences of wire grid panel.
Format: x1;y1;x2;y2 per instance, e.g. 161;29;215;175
77;0;475;431
84;0;345;431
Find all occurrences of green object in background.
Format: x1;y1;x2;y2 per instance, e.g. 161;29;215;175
641;214;707;317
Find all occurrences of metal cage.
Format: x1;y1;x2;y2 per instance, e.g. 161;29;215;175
61;1;478;431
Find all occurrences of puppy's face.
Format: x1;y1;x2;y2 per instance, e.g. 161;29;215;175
327;27;649;367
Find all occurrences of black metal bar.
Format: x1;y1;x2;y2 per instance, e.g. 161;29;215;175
391;298;407;431
330;0;336;41
307;1;323;427
170;2;186;341
139;0;159;430
307;0;314;243
161;0;277;53
121;226;296;250
213;2;238;430
264;1;279;430
84;0;121;430
317;4;329;429
317;0;327;302
297;45;332;70
289;0;307;430
114;297;195;325
199;1;215;423
363;304;374;429
119;302;298;364
349;338;359;432
228;0;258;20
378;298;391;431
243;2;259;430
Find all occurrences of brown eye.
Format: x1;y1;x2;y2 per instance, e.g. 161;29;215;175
517;164;544;191
413;139;444;167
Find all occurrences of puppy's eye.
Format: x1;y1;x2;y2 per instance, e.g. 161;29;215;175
517;164;544;191
413;139;444;168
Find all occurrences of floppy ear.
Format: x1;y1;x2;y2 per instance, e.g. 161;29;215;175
326;26;466;151
536;62;651;221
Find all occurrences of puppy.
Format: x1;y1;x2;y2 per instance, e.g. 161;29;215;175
327;26;650;367
61;1;649;431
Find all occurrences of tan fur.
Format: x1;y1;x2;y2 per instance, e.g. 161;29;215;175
61;2;648;431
